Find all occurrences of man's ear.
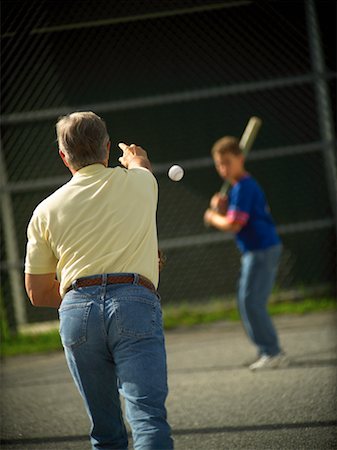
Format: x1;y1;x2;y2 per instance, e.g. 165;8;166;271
104;141;111;166
107;140;111;157
59;149;69;168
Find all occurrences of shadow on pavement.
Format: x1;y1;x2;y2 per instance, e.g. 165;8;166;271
1;419;336;446
173;419;337;435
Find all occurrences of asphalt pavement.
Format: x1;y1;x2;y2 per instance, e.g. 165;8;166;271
1;311;337;449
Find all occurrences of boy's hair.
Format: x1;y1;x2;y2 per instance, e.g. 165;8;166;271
56;111;110;170
211;136;242;157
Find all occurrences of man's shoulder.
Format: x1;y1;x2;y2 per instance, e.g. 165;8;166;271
112;165;155;180
128;166;156;177
128;167;158;188
33;181;72;216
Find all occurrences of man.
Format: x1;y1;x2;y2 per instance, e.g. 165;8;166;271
25;111;174;449
204;136;288;371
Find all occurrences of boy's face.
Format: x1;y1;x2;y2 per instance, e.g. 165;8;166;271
213;152;245;183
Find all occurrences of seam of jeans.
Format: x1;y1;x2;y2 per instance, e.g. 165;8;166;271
100;299;108;342
59;302;92;348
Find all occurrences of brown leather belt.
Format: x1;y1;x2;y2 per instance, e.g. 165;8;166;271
66;274;156;294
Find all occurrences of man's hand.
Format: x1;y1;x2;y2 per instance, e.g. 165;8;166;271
158;249;166;272
210;193;228;215
118;143;152;172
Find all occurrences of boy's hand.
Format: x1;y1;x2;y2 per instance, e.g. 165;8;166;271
204;208;215;226
210;192;228;215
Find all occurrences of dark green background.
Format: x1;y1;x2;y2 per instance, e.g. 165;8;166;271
1;0;336;325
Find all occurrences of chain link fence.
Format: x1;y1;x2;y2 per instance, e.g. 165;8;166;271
1;0;336;328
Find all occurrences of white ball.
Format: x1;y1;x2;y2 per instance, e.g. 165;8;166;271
168;164;184;182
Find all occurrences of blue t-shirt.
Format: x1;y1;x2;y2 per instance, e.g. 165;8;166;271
227;175;280;253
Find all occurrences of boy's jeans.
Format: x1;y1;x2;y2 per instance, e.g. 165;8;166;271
238;244;282;357
58;273;173;450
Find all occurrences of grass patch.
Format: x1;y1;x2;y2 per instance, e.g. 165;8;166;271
1;330;62;357
1;297;336;357
162;297;336;330
268;297;336;315
163;300;240;329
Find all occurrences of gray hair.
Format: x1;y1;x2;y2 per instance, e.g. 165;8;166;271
56;111;110;170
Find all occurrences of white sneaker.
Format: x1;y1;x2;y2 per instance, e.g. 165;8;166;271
249;353;289;371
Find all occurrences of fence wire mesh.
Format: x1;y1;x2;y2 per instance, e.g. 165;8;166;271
1;0;336;327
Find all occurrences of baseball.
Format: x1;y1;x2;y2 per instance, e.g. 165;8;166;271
168;165;184;182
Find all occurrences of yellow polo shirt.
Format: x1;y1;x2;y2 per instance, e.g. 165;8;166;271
25;164;159;297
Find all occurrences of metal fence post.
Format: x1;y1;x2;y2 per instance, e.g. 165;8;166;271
0;136;27;328
306;0;337;227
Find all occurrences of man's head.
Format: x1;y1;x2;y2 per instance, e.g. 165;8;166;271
56;111;110;171
211;136;245;183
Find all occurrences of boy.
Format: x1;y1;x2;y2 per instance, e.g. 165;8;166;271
204;136;288;371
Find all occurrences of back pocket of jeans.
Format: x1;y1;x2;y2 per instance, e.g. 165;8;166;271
59;302;92;348
116;297;155;338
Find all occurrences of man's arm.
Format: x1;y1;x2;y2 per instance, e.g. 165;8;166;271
25;273;62;308
203;208;243;233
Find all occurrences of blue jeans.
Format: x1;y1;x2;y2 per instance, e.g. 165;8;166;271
238;244;282;357
58;273;174;450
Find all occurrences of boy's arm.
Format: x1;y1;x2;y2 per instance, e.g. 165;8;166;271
206;179;253;233
203;208;243;233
